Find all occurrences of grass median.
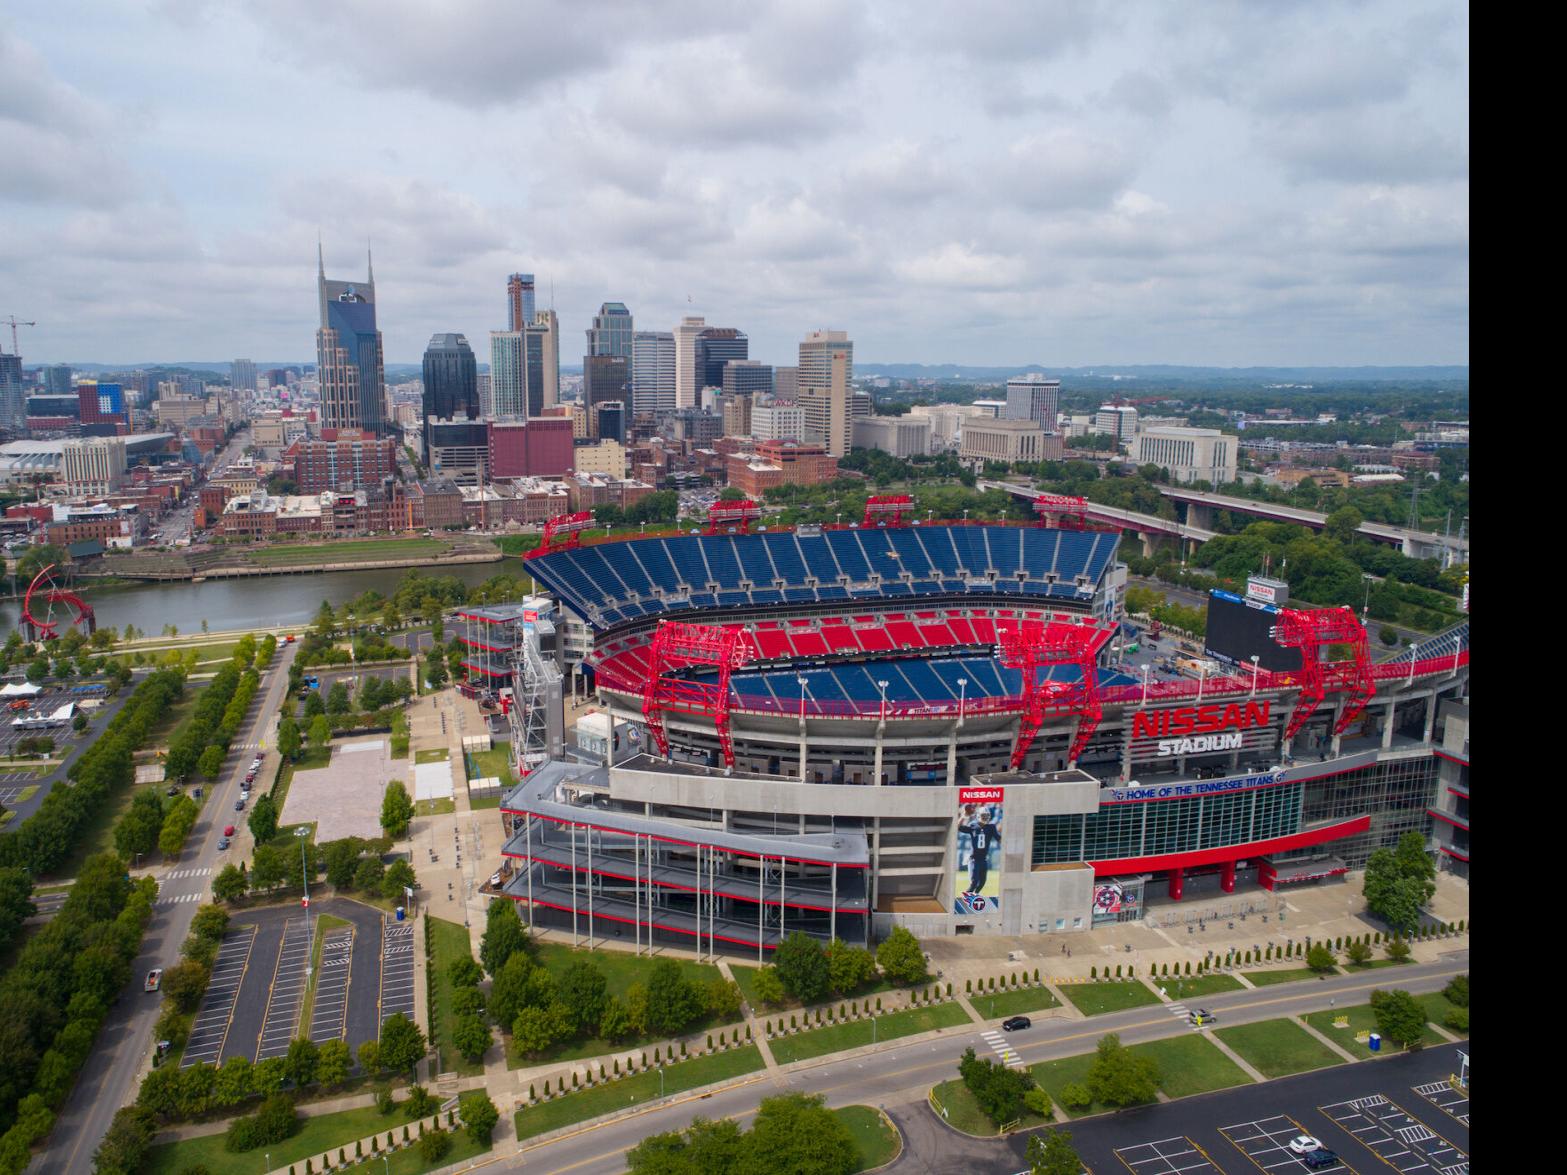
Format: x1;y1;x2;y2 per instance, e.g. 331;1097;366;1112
1242;966;1334;987
969;985;1061;1021
1059;980;1161;1016
427;915;485;1076
930;1078;1051;1137
297;913;353;1035
1215;1017;1348;1078
835;1104;900;1169
1156;973;1245;999
1303;1003;1446;1056
513;1045;766;1141
769;1002;971;1065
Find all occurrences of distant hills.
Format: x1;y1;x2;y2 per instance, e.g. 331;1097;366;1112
856;364;1470;383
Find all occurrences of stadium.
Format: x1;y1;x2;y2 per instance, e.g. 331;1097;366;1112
493;496;1470;956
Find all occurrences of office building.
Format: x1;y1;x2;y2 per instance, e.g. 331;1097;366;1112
507;273;536;332
852;415;932;459
909;404;982;452
488;417;574;479
721;360;773;398
232;359;257;392
717;393;752;439
695;327;748;393
488;313;559;421
1094;405;1139;444
44;364;73;395
751;398;805;443
1005;373;1061;432
583;354;631;425
774;366;799;400
726;440;838;498
77;381;126;426
1130;426;1238;485
421;333;480;452
674;316;707;409
799;347;851;458
61;436;127;494
595;402;626;445
316;246;387;434
286;432;397;493
587;302;634;366
799;329;853;389
632;331;676;416
960;418;1059;464
0;354;23;433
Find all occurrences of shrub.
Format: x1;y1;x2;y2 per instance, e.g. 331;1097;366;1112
1061;1082;1093;1110
1443;974;1469;1008
1023;1086;1051;1116
1444;1007;1469;1033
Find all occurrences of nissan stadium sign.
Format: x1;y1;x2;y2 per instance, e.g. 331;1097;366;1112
1106;770;1283;803
1131;701;1272;758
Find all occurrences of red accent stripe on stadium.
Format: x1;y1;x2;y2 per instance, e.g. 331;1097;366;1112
1427;809;1469;830
502;894;776;950
498;853;857;913
1435;749;1469;766
1087;814;1371;876
1440;845;1469;863
510;810;869;869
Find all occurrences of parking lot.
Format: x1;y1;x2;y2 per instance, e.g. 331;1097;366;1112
1002;1043;1470;1175
1116;1136;1223;1174
1319;1095;1468;1174
380;917;416;1023
182;925;257;1068
179;899;402;1069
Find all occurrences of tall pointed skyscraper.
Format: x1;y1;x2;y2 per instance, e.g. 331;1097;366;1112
316;245;386;434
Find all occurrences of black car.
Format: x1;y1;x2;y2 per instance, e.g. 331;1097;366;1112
1001;1016;1031;1031
1302;1150;1340;1169
234;798;245;811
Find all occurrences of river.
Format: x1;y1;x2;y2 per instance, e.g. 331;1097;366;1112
0;561;512;638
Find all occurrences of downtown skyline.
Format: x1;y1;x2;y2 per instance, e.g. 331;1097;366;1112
3;2;1468;368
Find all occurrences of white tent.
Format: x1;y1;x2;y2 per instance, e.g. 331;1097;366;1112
0;682;41;698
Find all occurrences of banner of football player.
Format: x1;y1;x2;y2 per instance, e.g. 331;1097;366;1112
954;786;1003;915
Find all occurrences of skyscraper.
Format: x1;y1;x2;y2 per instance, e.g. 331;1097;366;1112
44;364;73;395
800;347;851;458
0;353;23;433
488;312;558;420
695;327;748;394
583;354;630;424
587;303;634;363
316;245;386;434
1005;373;1061;433
507;273;536;332
422;333;479;452
799;329;853;390
674;316;707;409
632;331;675;416
232;359;257;392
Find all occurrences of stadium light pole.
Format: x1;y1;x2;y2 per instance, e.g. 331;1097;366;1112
296;825;312;981
957;678;967;721
1249;655;1260;696
1141;663;1150;706
1197;663;1207;703
1361;573;1374;620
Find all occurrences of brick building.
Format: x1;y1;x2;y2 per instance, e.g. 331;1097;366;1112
724;440;837;498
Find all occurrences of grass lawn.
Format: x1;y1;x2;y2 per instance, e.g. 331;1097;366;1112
466;746;516;786
1025;1052;1102;1119
505;943;726;1069
415;797;455;817
930;1078;1050;1137
1127;1035;1253;1099
1215;1018;1348;1078
1345;958;1415;972
769;1003;970;1064
426;916;485;1076
1304;1003;1446;1056
1417;991;1466;1033
1157;973;1246;1000
468;792;501;810
970;985;1061;1020
246;538;452;567
142;1096;489;1175
835;1105;900;1170
1243;966;1336;987
1059;981;1161;1016
414;748;450;765
513;1046;765;1141
147;690;200;745
298;914;353;1034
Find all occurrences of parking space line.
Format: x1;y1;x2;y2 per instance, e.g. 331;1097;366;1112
1409;1081;1469;1129
256;918;312;1060
308;928;355;1044
181;925;257;1068
1115;1135;1221;1174
379;917;416;1027
1220;1113;1364;1175
1319;1095;1467;1175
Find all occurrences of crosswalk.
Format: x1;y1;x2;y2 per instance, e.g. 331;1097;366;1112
1166;1002;1206;1029
157;892;205;905
980;1029;1025;1069
164;867;212;880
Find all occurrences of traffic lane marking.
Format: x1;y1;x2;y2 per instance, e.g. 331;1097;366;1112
1318;1095;1467;1174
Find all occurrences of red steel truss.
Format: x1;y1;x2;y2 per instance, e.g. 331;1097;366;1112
997;619;1114;768
641;621;760;768
705;499;762;534
531;510;595;555
21;564;96;642
1270;606;1376;741
862;494;914;528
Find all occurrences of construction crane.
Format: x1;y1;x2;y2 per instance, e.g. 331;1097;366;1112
2;317;36;355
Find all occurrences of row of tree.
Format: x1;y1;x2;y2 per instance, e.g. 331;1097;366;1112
0;668;186;875
626;1093;860;1175
209;836;417;905
751;927;927;1008
0;853;158;1169
163;657;257;784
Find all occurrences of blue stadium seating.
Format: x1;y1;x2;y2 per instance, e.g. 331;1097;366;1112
527;524;1120;630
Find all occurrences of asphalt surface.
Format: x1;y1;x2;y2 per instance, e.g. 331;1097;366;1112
492;952;1468;1174
0;683;134;826
33;639;300;1174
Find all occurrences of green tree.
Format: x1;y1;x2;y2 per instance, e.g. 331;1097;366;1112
704;977;743;1023
448;955;483;989
627;1118;744;1174
302;691;326;719
161;959;211;1013
1306;943;1337;973
378;1013;427;1073
739;1093;857;1175
93;1105;159;1175
212;1055;255;1109
277;716;301;761
489;951;537;1028
458;1093;500;1147
247;793;279;844
316;1038;351;1087
357;1040;381;1076
1363;832;1436;934
308;714;331;749
1085;1033;1159;1108
1369;988;1428;1048
250;843;289;892
353;855;385;892
511;1006;561;1059
191;902;230;942
825;938;878;995
26;656;50;683
197;744;225;780
557;960;609;1035
381;858;417;903
284;1037;320;1087
326;681;350;715
379;779;414;838
1386;937;1412;962
875;926;927;985
452;1014;493;1063
1346;939;1372;965
751;965;786;1007
1027;1131;1083;1175
212;863;248;903
644;958;704;1037
1324;505;1365;546
0;867;37;951
113;789;165;860
598;996;635;1042
773;932;830;1004
480;898;530;977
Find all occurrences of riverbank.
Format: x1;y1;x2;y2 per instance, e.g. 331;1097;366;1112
76;536;506;582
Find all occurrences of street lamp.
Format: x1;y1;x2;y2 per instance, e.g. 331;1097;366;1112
296;826;312;981
1249;654;1260;696
1361;573;1375;620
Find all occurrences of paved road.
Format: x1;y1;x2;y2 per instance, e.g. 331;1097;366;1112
33;639;300;1175
1;683;134;826
496;953;1468;1174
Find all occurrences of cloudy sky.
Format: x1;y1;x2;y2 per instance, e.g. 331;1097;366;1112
2;1;1468;368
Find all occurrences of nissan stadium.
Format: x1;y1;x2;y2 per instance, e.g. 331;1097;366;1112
488;497;1470;955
